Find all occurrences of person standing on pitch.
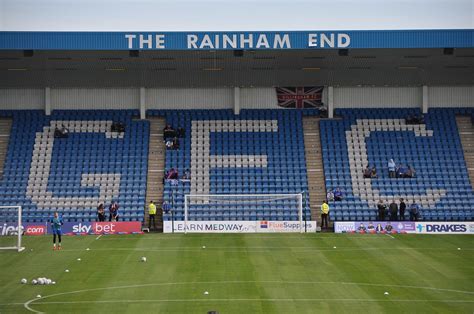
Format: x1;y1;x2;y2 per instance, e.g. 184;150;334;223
389;200;398;221
148;200;157;230
399;198;406;221
320;200;330;230
51;212;63;250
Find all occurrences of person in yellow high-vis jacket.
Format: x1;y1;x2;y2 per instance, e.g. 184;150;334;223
321;200;330;229
148;201;157;230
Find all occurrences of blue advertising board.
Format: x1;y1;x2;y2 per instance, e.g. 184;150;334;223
0;29;472;50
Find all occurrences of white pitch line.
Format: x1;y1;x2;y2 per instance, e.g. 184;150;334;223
23;279;474;313
98;235;389;240
95;235;102;240
23;298;474;305
56;247;473;254
385;234;395;239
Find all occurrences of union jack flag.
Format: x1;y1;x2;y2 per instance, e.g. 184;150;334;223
276;86;324;108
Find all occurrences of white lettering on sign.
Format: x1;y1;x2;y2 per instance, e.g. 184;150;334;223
124;34;166;49
307;33;351;48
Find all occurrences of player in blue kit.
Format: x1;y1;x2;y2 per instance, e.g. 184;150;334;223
51;212;63;250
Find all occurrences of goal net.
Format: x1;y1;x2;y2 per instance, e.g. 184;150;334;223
0;206;25;252
184;193;304;233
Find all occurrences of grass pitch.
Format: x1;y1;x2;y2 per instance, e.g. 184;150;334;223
0;233;473;313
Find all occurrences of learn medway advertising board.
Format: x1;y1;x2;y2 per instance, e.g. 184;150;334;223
164;220;317;233
0;221;141;236
335;221;474;234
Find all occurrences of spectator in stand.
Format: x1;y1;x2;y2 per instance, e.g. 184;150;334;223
363;166;372;178
148;201;157;230
406;114;425;125
165;168;179;180
377;200;387;220
333;188;343;201
389;200;398;221
410;202;420;221
396;164;407;178
172;137;180;150
326;190;334;202
177;127;185;138
163;124;176;139
388;159;396;178
320;200;330;230
169;168;179;179
399;198;406;221
109;201;119;222
182;169;191;180
405;165;416;178
162;200;171;214
165;139;174;149
60;124;69;137
371;166;378;178
97;203;106;222
54;125;69;138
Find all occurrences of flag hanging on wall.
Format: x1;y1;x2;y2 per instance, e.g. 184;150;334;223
275;86;324;108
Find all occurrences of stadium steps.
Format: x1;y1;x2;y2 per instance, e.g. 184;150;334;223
145;117;166;232
456;116;474;188
303;116;327;225
0;118;12;180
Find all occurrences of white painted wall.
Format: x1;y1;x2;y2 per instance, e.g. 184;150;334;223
146;88;233;109
0;89;45;109
0;87;471;111
428;86;474;107
240;88;277;109
334;87;421;108
50;88;140;110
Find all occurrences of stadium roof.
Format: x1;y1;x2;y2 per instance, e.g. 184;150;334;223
0;30;472;88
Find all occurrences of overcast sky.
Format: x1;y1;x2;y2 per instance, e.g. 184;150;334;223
0;0;472;31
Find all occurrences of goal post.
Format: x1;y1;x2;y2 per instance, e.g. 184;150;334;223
0;206;25;252
183;193;305;234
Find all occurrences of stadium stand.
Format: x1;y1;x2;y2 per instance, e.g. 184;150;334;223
320;108;474;221
148;109;311;222
0;110;148;223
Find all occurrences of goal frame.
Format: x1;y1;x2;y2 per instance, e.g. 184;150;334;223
0;205;25;252
184;193;304;234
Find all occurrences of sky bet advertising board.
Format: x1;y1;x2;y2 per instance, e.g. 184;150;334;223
46;221;141;235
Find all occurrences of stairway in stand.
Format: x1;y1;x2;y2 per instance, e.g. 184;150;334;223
144;117;166;232
303;116;327;228
0;118;12;180
456;116;474;188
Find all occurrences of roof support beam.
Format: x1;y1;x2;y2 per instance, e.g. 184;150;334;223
140;87;146;119
45;87;51;116
327;86;334;118
234;87;240;115
422;85;429;114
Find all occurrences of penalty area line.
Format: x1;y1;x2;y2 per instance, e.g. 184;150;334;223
385;234;395;239
95;235;102;240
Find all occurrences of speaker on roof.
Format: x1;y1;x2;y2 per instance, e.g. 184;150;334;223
233;50;244;57
338;49;349;56
23;50;34;57
129;50;139;57
443;48;454;55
